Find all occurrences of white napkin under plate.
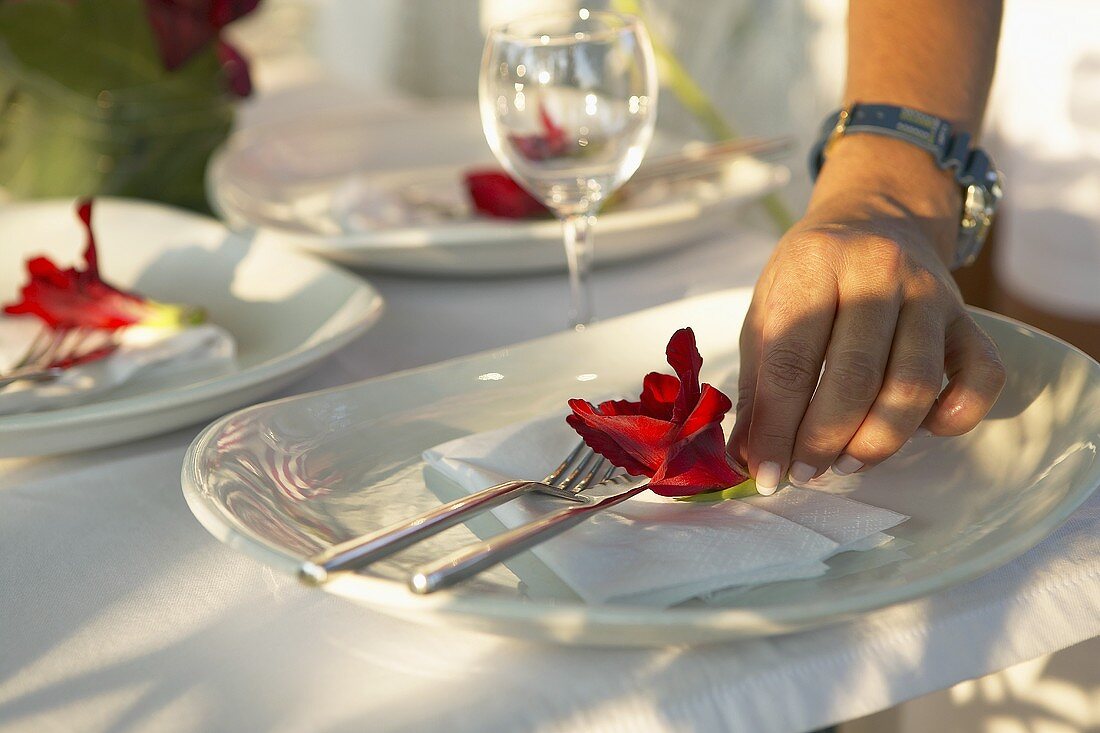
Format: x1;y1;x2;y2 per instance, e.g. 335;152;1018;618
0;322;236;415
423;413;909;607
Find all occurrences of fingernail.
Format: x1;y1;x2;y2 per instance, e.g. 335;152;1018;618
916;427;934;439
832;454;863;476
789;461;816;485
756;461;782;495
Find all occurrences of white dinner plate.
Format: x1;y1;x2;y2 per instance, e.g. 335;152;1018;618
182;289;1100;646
0;199;383;458
207;101;789;275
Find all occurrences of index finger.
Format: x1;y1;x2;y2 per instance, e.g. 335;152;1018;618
747;269;837;493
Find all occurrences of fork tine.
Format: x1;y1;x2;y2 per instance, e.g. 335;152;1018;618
38;330;68;368
65;327;92;361
14;328;50;369
16;328;60;370
542;440;588;484
556;447;600;491
570;455;610;493
597;462;618;485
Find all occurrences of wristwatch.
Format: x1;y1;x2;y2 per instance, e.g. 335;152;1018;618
809;103;1003;269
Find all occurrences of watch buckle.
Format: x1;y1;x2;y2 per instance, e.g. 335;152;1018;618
823;104;853;156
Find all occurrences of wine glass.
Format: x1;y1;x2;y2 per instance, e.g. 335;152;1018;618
480;9;658;329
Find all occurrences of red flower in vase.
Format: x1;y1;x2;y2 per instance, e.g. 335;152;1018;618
2;200;202;331
464;170;549;219
566;328;748;497
143;0;262;96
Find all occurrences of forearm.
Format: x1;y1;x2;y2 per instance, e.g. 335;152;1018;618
846;0;1002;135
808;0;1004;265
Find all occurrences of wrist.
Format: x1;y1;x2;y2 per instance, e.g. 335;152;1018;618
807;134;961;265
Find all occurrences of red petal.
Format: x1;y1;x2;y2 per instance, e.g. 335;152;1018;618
565;327;744;496
538;103;567;149
216;39;253;97
143;0;260;71
144;0;215;70
77;198;99;279
566;400;676;477
666;327;703;423
679;383;733;437
639;372;679;420
25;257;71;288
1;200;151;330
507;103;570;162
595;398;644;416
465;170;548;219
208;0;261;27
648;424;747;496
649;383;740;496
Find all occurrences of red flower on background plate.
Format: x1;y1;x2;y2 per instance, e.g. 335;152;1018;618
143;0;261;96
2;200;202;331
464;104;571;219
566;328;748;497
464;170;549;219
508;104;569;162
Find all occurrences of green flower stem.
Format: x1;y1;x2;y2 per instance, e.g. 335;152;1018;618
676;478;759;503
141;301;207;328
612;0;794;233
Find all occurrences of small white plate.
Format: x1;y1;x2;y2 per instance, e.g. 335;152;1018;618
182;289;1100;646
0;198;383;458
207;102;789;275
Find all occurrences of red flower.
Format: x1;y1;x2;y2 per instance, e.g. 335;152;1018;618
566;328;747;497
2;200;201;331
465;170;549;219
143;0;261;97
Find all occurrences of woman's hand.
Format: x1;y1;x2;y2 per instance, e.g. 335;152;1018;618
730;134;1007;494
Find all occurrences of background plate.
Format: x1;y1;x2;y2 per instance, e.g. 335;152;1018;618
182;289;1100;646
0;198;383;457
208;101;789;275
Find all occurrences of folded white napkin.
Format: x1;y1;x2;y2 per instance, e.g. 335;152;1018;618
0;322;236;415
423;413;908;607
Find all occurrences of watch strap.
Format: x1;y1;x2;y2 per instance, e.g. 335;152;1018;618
809;103;995;189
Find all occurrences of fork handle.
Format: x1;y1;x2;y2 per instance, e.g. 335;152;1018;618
409;483;650;594
300;479;544;584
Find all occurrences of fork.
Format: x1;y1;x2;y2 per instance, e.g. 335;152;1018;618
298;440;614;585
0;327;120;390
409;474;651;594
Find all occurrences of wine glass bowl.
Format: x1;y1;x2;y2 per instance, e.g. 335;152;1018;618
480;10;658;327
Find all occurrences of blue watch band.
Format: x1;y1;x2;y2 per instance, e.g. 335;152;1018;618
809;103;995;190
808;102;1003;271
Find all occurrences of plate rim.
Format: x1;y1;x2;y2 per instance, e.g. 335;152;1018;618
0;197;385;432
180;294;1100;639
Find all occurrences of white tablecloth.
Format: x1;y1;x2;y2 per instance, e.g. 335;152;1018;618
1;226;1098;733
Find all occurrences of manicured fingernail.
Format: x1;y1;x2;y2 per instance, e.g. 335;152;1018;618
832;454;863;476
916;427;934;439
789;461;816;485
756;461;782;495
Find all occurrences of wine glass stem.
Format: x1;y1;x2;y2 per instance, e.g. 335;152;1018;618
562;213;595;329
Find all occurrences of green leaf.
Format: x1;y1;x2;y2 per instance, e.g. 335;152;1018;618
0;0;224;99
676;478;759;503
0;0;234;212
